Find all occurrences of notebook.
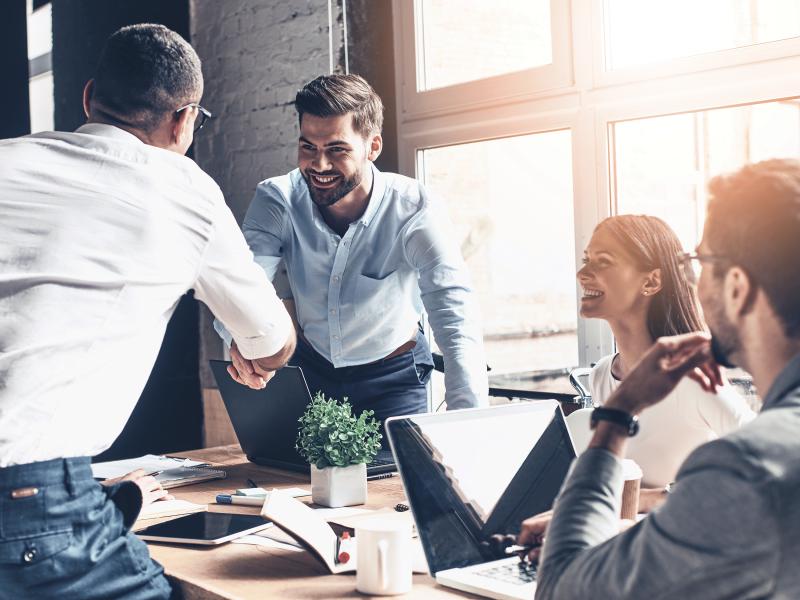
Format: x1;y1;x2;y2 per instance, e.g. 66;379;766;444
91;454;226;489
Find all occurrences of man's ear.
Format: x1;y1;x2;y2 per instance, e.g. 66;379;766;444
172;106;195;148
82;79;95;119
723;266;757;321
642;268;663;297
367;133;383;162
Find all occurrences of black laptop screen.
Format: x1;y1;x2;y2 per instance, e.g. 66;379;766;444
386;402;576;574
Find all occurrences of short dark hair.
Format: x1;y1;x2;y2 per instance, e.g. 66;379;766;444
92;24;203;132
295;74;383;137
706;158;800;338
597;215;705;340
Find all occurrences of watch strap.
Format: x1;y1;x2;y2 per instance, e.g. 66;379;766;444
590;407;639;436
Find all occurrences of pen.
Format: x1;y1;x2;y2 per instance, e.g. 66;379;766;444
215;494;266;507
504;543;541;555
367;472;395;481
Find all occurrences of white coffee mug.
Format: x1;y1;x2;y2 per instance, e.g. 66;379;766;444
356;518;412;596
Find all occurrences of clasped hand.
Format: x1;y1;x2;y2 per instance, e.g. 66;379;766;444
227;341;277;389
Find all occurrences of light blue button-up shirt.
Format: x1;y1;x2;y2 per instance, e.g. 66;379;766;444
215;165;488;409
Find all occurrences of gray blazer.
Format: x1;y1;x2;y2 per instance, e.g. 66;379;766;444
537;353;800;599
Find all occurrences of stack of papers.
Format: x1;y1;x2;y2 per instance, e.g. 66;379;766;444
92;454;209;479
92;454;225;489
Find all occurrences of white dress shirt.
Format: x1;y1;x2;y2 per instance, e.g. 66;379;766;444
0;124;292;466
568;354;756;487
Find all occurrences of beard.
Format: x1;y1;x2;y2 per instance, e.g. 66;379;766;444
708;308;740;368
303;167;362;208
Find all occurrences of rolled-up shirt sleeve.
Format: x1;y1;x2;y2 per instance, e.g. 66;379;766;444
404;199;488;410
194;197;292;360
537;442;779;599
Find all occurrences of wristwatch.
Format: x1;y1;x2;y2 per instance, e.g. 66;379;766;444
590;407;639;437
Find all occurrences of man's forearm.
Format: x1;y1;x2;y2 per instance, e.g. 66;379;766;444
537;449;625;599
587;421;631;457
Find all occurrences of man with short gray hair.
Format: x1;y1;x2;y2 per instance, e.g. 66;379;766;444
0;24;294;597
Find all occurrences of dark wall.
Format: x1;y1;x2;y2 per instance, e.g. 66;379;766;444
0;0;30;138
52;0;190;132
347;0;399;173
51;0;202;460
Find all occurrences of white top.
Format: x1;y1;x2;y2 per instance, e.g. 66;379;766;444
567;354;755;487
0;124;292;466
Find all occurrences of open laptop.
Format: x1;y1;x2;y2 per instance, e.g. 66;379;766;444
386;401;576;600
209;360;396;476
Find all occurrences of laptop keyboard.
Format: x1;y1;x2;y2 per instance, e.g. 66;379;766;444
474;561;537;585
369;456;395;467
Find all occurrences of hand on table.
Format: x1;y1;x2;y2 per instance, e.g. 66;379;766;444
101;469;173;506
227;341;276;389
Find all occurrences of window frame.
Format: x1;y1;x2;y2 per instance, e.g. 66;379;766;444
394;0;574;120
392;0;800;369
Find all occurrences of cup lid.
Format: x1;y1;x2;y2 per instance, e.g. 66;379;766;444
621;458;643;480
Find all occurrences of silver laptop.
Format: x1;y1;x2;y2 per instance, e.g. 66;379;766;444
386;401;575;600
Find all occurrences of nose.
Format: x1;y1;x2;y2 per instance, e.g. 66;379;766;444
312;150;333;173
577;263;591;282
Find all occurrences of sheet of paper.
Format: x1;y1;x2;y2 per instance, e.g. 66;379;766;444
313;506;374;522
91;454;207;479
253;526;302;548
138;499;207;520
320;507;417;537
235;487;311;498
232;534;304;552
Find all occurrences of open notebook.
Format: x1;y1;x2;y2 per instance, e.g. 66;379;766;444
261;491;355;574
92;454;226;489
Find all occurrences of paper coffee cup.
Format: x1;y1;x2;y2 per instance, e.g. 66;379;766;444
620;459;642;520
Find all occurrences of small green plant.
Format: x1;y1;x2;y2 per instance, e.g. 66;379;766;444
296;392;382;469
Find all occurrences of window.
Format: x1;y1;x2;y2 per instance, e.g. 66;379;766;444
420;131;577;375
612;98;800;251
394;0;800;386
604;0;800;70
416;0;552;90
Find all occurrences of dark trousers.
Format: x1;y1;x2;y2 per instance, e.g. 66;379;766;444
0;457;172;599
290;330;434;445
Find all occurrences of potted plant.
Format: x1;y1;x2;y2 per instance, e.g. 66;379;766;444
296;392;382;507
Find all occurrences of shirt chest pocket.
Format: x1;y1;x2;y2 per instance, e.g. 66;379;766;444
354;271;401;317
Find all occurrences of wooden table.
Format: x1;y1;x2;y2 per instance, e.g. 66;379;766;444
137;445;476;599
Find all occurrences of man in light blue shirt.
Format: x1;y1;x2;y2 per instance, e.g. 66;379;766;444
219;74;487;426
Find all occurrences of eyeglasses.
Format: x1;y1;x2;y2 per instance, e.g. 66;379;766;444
678;251;728;285
175;102;213;133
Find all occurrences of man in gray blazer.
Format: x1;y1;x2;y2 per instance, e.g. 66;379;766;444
524;158;800;599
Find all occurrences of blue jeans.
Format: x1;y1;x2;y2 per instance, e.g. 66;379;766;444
0;457;172;599
290;330;433;445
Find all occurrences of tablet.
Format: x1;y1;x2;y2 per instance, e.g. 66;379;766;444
137;512;272;545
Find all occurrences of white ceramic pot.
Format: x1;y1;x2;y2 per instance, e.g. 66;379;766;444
310;463;367;507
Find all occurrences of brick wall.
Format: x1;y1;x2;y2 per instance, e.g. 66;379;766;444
190;0;345;399
190;0;345;223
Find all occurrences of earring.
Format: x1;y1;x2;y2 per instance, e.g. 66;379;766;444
643;291;649;296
